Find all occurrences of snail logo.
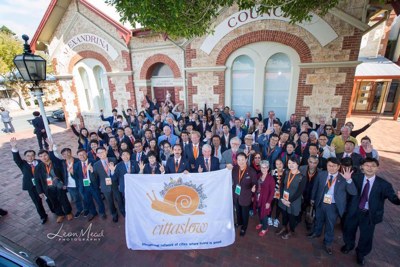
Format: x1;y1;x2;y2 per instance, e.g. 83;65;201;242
146;177;207;216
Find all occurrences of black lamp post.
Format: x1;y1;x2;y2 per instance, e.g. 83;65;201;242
13;35;53;141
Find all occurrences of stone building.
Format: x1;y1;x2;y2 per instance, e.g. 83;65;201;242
32;0;393;128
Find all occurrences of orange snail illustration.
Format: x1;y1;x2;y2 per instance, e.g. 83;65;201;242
147;179;206;216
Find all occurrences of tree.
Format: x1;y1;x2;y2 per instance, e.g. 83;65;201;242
0;25;16;36
107;0;340;38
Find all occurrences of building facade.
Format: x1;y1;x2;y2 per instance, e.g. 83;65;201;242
33;0;382;128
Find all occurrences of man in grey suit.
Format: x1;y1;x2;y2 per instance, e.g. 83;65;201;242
89;147;124;223
220;137;243;169
309;157;357;255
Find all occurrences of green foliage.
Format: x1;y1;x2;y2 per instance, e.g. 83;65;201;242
0;32;23;74
0;25;16;36
107;0;340;38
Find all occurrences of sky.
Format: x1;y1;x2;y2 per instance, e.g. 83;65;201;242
0;0;133;41
0;0;52;39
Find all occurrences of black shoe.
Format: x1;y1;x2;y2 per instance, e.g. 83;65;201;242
357;255;365;266
41;215;48;224
100;214;107;220
74;211;83;218
341;245;353;254
307;233;320;239
239;228;246;237
112;215;118;223
87;214;97;222
325;246;333;255
0;209;8;217
83;210;89;217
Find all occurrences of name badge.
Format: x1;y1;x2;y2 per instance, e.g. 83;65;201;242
323;194;332;204
83;178;91;187
235;185;241;195
283;190;290;201
32;178;36;186
274;190;280;199
105;177;112;186
46;177;53;186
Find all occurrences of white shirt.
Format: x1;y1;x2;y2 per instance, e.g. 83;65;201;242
320;145;336;159
326;172;338;203
361;175;376;210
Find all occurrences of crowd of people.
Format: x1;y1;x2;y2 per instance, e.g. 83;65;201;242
7;97;400;266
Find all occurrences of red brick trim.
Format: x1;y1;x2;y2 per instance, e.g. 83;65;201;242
216;30;312;65
68;51;112;73
140;54;181;79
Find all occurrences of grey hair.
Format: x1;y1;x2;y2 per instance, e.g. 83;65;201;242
341;126;351;132
202;144;212;152
230;137;242;145
260;160;270;168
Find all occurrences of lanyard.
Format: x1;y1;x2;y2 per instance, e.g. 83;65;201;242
326;176;337;190
102;160;109;175
30;163;35;175
67;158;74;173
238;166;247;183
307;169;317;182
45;163;52;176
267;146;275;158
286;172;297;189
91;150;97;159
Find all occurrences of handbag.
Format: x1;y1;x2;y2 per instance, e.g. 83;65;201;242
305;205;315;224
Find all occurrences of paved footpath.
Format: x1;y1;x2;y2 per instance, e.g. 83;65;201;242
0;115;399;267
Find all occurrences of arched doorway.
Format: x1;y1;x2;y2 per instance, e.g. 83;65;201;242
151;63;175;104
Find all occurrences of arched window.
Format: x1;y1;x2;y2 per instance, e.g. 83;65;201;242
93;66;105;111
78;67;92;111
264;53;291;120
231;55;254;116
152;63;173;77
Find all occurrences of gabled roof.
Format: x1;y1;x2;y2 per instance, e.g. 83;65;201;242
32;0;131;52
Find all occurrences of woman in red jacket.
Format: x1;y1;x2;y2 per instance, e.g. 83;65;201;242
255;160;275;237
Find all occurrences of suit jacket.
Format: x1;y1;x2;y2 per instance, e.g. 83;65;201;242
107;147;121;162
211;145;226;159
263;117;282;128
90;157;118;193
157;134;179;146
239;144;261;153
12;151;41;191
219;148;243;169
184;143;202;171
300;155;327;170
49;152;79;187
72;159;96;189
100;114;117;127
348;173;400;225
143;163;163;174
111;160;139;193
220;133;234;150
194;156;220;172
132;151;148;164
336;152;363;170
312;171;357;217
32;116;46;134
87;149;100;162
165;157;189;174
34;160;64;195
229;127;247;141
232;165;258;206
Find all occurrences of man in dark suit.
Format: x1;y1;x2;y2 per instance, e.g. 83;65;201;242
194;144;220;172
88;140;100;162
258;134;282;169
132;140;148;164
185;131;202;172
111;150;140;197
89;147;124;223
301;144;327;170
341;158;400;265
100;108;118;127
31;111;48;150
11;137;49;224
221;124;234;150
263;110;282;130
165;144;190;174
336;140;363;171
34;150;73;223
74;149;106;222
309;157;357;255
230;118;247;141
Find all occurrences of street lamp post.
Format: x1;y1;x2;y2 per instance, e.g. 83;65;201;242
13;34;53;142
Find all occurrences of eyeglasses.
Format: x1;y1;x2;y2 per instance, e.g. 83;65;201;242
325;128;332;130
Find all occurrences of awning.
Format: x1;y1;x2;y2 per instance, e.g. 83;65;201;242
355;56;400;79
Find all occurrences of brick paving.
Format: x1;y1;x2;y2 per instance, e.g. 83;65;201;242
0;115;399;267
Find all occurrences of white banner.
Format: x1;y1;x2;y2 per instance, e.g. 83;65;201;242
125;169;235;250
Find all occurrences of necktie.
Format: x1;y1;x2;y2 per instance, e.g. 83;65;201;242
125;162;130;173
359;179;370;210
193;145;198;159
324;175;333;194
205;158;209;172
82;162;87;178
175;159;179;172
137;153;141;162
130;136;134;144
